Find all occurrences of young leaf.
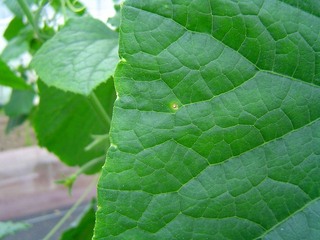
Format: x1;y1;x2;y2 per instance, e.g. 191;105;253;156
32;17;119;96
94;0;320;239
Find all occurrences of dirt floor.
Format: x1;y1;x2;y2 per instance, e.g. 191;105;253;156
0;115;37;151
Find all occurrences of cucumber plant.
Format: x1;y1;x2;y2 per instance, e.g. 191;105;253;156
1;0;319;239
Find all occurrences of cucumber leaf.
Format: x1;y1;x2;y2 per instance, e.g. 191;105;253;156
94;0;320;239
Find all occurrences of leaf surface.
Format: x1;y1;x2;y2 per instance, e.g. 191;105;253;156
32;17;119;96
95;0;320;239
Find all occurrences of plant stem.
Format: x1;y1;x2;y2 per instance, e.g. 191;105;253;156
85;134;109;152
17;0;41;39
89;92;111;129
75;156;105;176
17;0;36;28
55;156;105;195
34;0;51;40
43;177;97;240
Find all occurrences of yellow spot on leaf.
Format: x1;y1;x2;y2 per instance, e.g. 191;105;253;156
171;103;179;111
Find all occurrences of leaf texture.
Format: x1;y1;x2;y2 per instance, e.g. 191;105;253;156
95;0;320;239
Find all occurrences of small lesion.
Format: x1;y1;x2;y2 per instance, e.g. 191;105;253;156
171;102;179;111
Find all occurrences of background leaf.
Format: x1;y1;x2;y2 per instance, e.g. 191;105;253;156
0;59;31;90
3;0;35;17
32;17;119;95
3;16;25;41
0;221;30;239
1;26;33;62
94;0;320;239
5;115;28;134
4;89;35;117
34;79;116;170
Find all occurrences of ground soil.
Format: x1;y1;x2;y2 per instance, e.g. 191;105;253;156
0;115;37;151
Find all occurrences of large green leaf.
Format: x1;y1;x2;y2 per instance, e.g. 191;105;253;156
34;79;116;169
32;17;119;96
94;0;320;239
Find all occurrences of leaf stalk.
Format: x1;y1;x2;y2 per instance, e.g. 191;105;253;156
17;0;42;39
89;92;111;129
